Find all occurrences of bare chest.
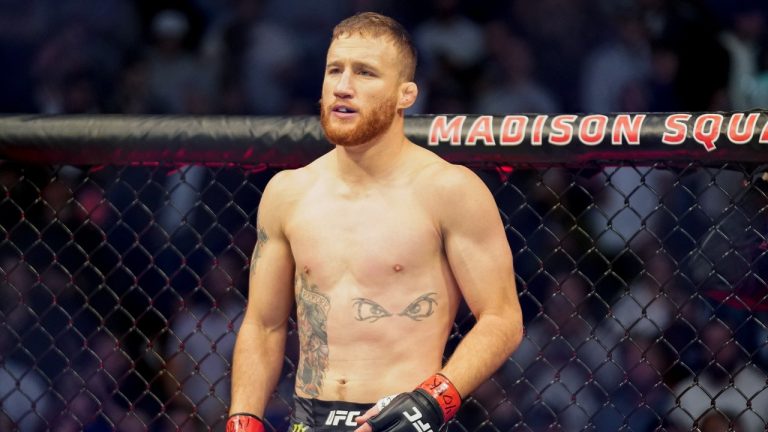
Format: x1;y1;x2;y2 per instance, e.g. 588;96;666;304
285;186;440;284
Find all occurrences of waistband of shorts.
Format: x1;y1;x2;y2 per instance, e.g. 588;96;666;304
292;395;374;428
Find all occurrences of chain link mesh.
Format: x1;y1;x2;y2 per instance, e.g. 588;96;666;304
1;161;766;431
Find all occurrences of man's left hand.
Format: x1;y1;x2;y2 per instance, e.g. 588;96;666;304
354;373;461;432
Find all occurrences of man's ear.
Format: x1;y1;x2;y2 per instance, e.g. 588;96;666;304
397;82;418;110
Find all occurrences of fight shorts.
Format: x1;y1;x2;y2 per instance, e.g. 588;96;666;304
289;395;374;432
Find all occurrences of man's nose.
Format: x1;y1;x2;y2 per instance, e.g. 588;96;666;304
334;70;353;98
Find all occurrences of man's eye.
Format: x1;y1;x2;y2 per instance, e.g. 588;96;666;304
359;70;374;77
399;293;438;321
353;298;392;323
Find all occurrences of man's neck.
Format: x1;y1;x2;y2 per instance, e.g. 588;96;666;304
333;130;409;185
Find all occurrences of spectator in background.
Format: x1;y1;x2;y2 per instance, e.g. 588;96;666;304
32;23;106;113
665;0;730;111
597;255;676;350
148;9;215;260
0;358;52;432
636;0;671;41
508;0;597;112
581;165;673;257
0;255;54;431
260;0;357;103
163;252;246;430
201;0;301;114
510;274;609;431
58;72;102;113
697;411;747;432
414;0;485;72
580;9;652;113
30;0;140;114
146;9;214;114
593;255;677;430
594;337;674;431
646;41;681;111
54;331;148;432
113;55;152;114
0;0;47;113
750;44;768;106
43;0;140;52
414;0;486;113
719;6;765;109
474;22;560;114
670;320;768;431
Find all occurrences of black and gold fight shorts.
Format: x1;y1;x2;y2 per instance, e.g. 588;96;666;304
290;396;374;432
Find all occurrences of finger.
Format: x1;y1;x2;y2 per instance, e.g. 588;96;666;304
353;421;373;432
355;406;380;425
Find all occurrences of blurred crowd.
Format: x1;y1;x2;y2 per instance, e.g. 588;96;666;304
2;1;768;432
1;0;768;116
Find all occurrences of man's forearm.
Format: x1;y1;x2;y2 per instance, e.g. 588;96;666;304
354;313;522;432
440;313;523;397
230;321;288;417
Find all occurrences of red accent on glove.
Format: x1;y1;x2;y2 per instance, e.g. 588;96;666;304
416;373;462;421
226;413;265;432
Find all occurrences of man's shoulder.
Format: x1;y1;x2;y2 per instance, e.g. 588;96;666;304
410;153;494;224
266;155;329;194
412;152;483;196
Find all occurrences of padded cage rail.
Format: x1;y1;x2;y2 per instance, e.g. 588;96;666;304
1;113;767;431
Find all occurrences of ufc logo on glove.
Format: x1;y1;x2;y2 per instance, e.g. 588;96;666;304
402;407;432;432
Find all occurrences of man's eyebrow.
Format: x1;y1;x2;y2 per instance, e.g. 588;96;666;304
326;60;382;71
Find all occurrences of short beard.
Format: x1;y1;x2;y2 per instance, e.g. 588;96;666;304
320;97;397;147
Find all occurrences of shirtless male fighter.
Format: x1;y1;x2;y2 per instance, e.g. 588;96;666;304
228;12;523;432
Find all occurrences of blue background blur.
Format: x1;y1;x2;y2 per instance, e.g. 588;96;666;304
1;0;768;116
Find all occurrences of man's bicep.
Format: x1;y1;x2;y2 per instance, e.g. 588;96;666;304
244;174;296;329
246;233;295;328
441;168;518;315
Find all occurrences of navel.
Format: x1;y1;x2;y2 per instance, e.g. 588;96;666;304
303;265;311;275
336;377;348;400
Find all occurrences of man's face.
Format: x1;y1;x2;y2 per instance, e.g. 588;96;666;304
320;34;403;147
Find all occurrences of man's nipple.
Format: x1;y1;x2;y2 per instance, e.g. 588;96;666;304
393;264;403;272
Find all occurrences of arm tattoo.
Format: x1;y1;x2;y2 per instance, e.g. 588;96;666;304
252;225;268;261
353;292;438;322
249;225;268;278
296;272;330;397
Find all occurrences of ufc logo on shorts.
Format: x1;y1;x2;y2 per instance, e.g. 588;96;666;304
402;407;432;432
324;410;361;427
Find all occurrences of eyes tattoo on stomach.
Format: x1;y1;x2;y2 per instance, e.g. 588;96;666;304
352;292;438;322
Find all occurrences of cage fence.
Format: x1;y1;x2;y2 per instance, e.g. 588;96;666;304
1;114;767;432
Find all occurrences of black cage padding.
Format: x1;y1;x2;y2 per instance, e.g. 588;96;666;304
2;112;768;165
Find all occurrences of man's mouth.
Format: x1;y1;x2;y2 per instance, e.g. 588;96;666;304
332;105;358;117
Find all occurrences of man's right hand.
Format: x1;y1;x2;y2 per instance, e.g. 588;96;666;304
226;413;265;432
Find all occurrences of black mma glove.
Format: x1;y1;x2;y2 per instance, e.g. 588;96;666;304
368;373;461;432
